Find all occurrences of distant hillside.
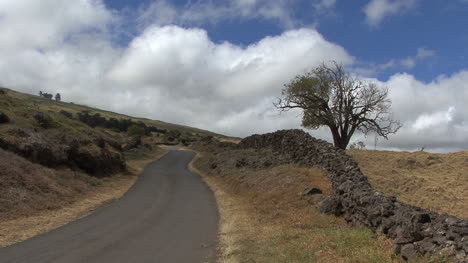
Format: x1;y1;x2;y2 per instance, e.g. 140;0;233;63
0;87;220;137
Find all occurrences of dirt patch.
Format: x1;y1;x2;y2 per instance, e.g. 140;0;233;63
0;148;168;248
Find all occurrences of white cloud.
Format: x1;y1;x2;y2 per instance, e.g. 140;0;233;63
2;1;468;153
351;71;468;152
0;1;353;138
370;47;436;72
399;47;436;69
313;0;336;13
363;0;419;27
137;0;297;29
412;107;455;131
107;25;354;135
0;0;113;49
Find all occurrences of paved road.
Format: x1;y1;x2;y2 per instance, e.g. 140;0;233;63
0;150;219;263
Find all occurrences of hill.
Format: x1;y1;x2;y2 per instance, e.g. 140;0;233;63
0;87;221;246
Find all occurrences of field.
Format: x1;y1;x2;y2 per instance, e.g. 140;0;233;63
190;145;450;263
348;149;468;218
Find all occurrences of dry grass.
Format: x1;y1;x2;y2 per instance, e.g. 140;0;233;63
0;149;98;221
348;149;468;218
0;147;168;248
217;137;242;144
0;174;135;247
189;149;414;263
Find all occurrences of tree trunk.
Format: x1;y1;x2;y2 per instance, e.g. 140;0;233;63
330;126;350;150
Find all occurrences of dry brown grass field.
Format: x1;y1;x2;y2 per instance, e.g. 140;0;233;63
190;147;446;263
348;149;468;218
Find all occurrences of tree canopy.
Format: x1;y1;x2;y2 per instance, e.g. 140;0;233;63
275;62;401;150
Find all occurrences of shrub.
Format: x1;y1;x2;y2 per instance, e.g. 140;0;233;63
127;125;146;136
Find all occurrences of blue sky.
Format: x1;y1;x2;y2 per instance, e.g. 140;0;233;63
102;0;468;82
1;0;468;152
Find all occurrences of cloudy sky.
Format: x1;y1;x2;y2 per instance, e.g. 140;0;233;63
0;0;467;152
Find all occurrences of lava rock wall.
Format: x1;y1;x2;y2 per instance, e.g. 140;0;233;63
239;129;467;262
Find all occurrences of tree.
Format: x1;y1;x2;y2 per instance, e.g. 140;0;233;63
349;141;366;150
275;62;401;150
55;93;61;101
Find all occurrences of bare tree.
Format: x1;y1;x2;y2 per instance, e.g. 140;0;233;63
275;62;401;150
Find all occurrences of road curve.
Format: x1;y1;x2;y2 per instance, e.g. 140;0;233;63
0;150;219;263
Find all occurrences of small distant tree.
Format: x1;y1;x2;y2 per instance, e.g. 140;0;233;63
349;141;366;150
39;91;43;97
55;93;61;101
275;62;401;150
41;93;53;99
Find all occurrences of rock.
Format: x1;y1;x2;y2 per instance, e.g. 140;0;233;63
417;239;435;254
392;243;402;255
300;186;323;196
401;244;418;261
455;250;467;262
0;112;10;124
33;112;53;128
439;245;457;258
235;158;247;168
68;144;126;177
308;194;326;205
317;196;343;216
1;128;126;177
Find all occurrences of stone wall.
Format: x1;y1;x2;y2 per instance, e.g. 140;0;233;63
238;129;467;262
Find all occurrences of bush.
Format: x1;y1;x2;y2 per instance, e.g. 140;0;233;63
127;125;146;136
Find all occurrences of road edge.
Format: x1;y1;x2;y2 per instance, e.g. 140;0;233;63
186;148;240;263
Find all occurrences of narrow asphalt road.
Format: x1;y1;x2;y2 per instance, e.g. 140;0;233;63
0;150;219;263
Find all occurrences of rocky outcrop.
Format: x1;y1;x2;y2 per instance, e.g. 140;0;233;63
0;112;9;124
0;128;125;177
239;129;468;262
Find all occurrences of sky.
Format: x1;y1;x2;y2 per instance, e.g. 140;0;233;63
0;0;467;152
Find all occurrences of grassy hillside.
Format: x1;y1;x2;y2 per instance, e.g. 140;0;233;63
0;87;220;225
348;149;468;218
0;87;220;137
